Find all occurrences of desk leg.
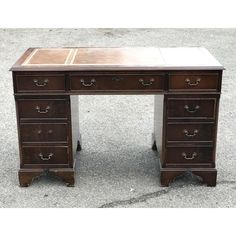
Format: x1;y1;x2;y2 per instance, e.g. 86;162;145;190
157;94;218;187
160;166;217;187
18;167;76;187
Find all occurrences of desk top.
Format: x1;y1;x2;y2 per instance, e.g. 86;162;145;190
10;47;224;71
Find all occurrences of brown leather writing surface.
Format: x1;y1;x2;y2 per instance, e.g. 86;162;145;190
11;47;224;71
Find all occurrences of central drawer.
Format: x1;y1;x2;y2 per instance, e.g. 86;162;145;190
17;99;68;120
20;123;68;143
21;146;69;166
69;74;165;91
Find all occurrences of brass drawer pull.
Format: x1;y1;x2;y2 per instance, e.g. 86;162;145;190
183;129;199;137
184;104;200;113
38;152;54;161
139;78;155;86
185;78;201;86
35;106;50;114
33;79;49;87
181;152;197;160
80;79;96;87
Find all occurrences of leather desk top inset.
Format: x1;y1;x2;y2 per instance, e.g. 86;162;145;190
10;47;224;71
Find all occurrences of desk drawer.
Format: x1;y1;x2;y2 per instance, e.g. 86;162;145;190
169;73;219;91
20;123;68;143
167;122;215;143
17;99;68;120
22;146;69;165
165;147;213;167
69;74;165;91
167;98;216;119
16;74;66;92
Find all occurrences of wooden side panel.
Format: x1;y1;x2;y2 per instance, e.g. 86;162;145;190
153;95;164;158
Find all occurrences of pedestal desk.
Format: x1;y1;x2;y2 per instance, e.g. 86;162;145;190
10;47;224;187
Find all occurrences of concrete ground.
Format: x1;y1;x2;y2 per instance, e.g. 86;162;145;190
0;28;235;207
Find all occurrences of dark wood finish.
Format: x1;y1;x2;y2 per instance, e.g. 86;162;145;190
167;97;217;119
21;146;69;166
20;123;68;143
18;167;75;187
70;74;165;92
15;94;80;186
164;146;214;167
166;122;215;143
160;164;217;187
169;72;219;91
17;98;68;120
15;74;66;93
11;47;223;187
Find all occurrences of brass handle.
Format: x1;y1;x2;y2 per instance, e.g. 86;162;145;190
181;152;197;160
38;152;54;161
185;78;201;86
139;78;155;86
33;79;49;87
35;106;50;114
184;105;200;113
183;129;199;137
80;79;96;87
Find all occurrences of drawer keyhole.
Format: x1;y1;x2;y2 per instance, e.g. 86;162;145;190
181;152;197;160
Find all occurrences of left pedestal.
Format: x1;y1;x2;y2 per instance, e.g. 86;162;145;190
15;95;80;187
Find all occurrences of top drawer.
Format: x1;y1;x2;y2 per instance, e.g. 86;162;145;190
15;74;66;93
169;73;220;91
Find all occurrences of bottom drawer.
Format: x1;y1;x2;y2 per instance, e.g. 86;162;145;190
21;146;69;165
164;147;214;167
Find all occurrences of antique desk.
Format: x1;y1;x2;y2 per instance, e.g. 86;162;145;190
10;47;224;187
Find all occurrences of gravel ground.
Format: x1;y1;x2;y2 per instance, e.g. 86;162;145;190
0;28;235;208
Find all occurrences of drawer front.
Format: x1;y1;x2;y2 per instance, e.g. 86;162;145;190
18;99;67;119
169;73;219;91
167;123;215;142
20;123;68;143
167;98;216;119
16;74;66;92
69;74;165;91
22;146;69;165
165;147;213;166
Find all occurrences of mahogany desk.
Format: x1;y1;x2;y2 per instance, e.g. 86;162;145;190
10;47;224;187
